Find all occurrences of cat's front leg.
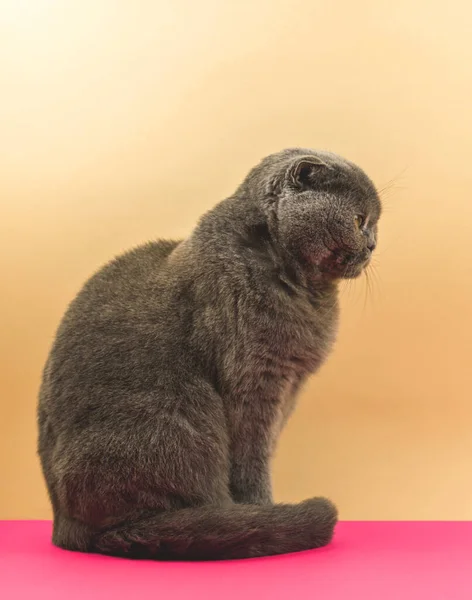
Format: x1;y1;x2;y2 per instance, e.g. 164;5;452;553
230;405;273;504
227;386;284;505
229;430;274;505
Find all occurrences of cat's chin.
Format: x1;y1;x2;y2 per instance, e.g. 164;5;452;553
322;265;365;281
317;250;370;280
341;262;368;279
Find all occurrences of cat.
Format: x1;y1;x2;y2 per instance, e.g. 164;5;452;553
38;147;381;560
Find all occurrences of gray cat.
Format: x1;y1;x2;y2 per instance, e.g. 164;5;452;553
38;148;381;560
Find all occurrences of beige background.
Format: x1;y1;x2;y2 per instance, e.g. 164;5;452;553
1;0;471;520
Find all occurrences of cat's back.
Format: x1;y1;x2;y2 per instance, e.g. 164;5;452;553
79;239;180;303
58;239;180;324
40;239;187;413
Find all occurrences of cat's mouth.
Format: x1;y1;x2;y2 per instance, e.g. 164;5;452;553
319;248;370;279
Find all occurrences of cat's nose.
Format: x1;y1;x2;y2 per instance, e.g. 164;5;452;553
364;229;376;253
367;240;377;252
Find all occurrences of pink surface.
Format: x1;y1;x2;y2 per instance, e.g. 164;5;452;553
1;521;471;599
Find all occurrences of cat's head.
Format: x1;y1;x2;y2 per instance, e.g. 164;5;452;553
248;148;381;280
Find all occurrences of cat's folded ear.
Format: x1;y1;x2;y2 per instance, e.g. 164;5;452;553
288;156;331;189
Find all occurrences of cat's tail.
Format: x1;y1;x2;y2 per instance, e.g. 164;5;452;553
82;498;337;560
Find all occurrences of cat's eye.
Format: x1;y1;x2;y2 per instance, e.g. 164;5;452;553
354;215;365;229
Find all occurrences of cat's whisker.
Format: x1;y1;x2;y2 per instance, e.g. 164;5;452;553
340;277;353;302
346;278;354;301
373;265;385;301
362;269;370;313
368;262;383;305
377;167;408;191
374;168;408;211
374;235;403;257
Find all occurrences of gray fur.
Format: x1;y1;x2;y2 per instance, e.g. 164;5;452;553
37;148;381;560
